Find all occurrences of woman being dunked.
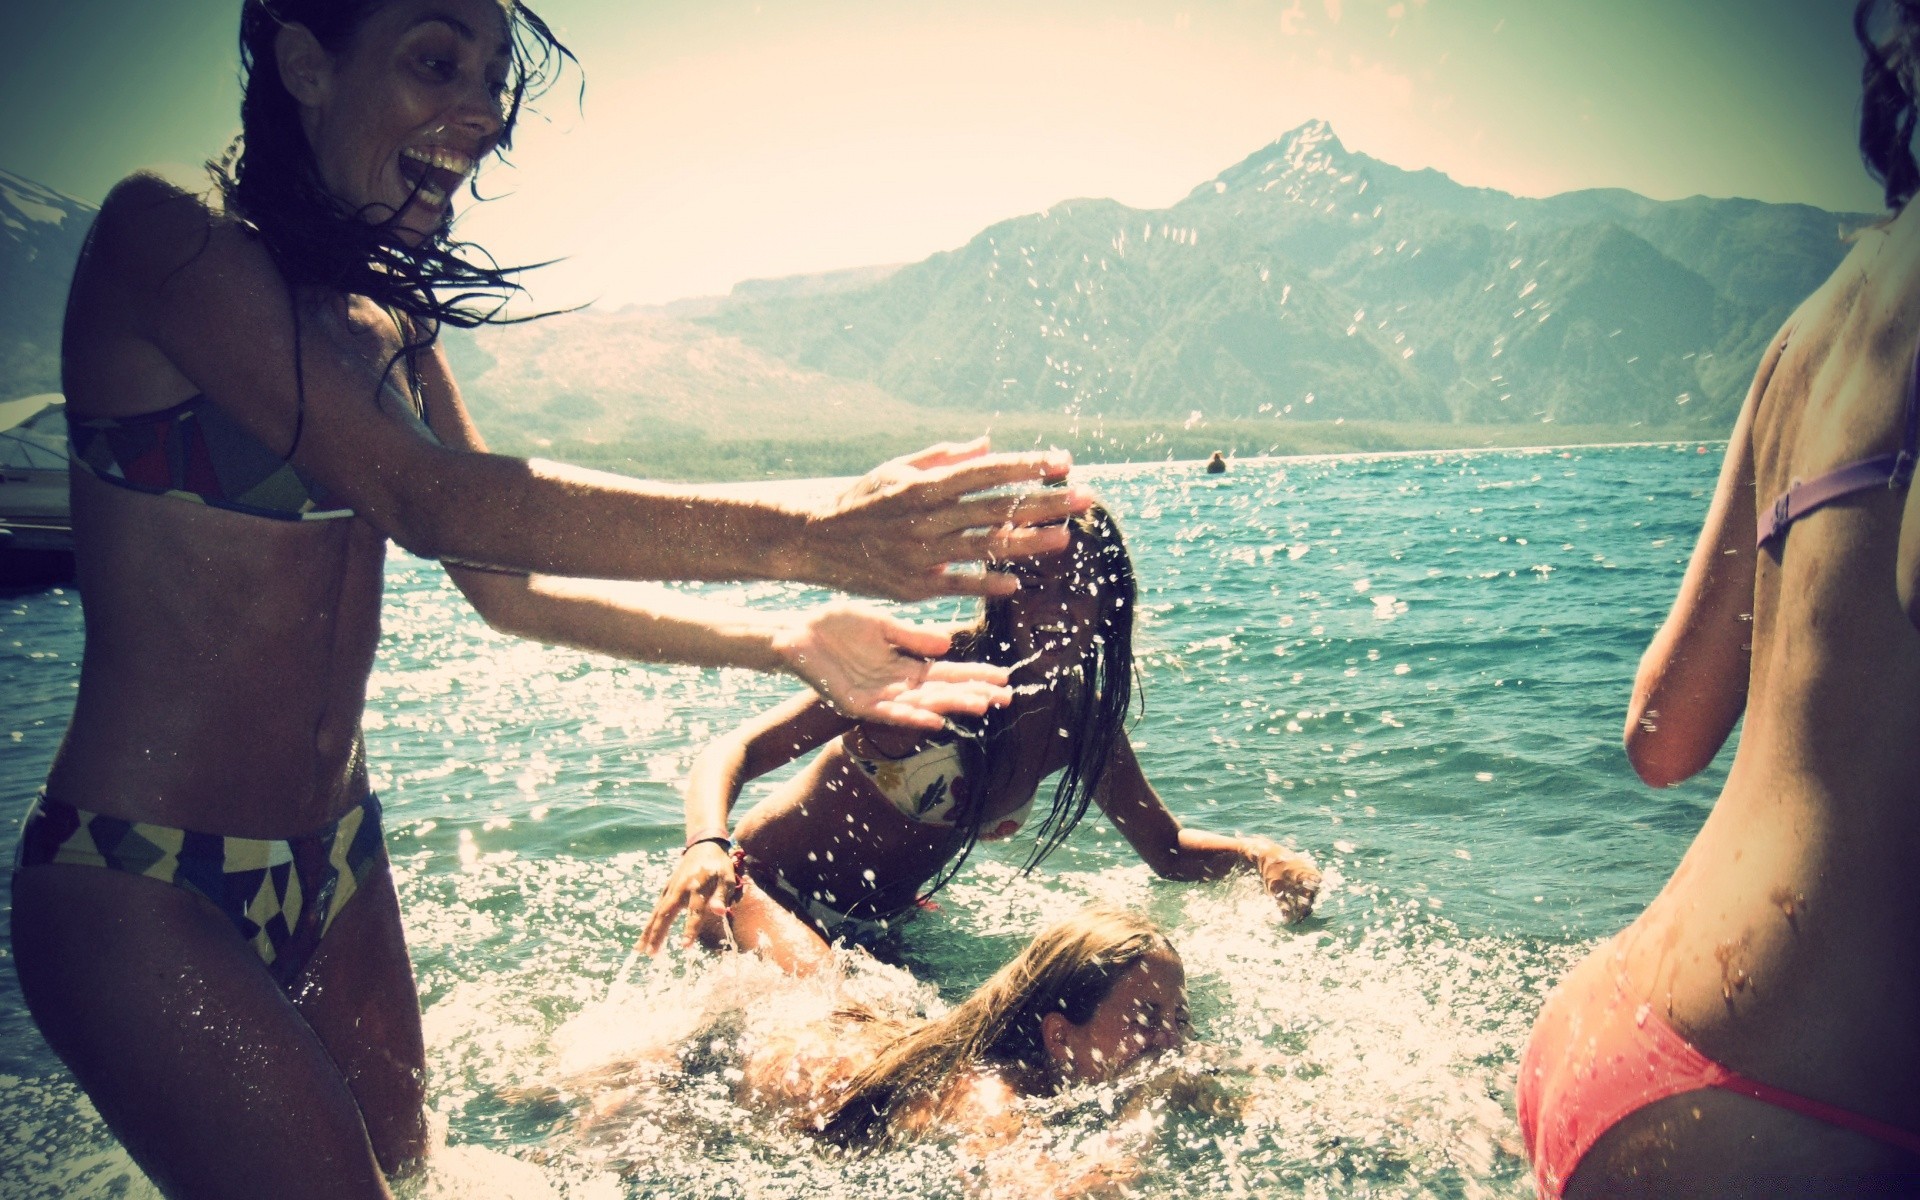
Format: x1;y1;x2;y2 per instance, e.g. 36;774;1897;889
643;503;1323;975
1518;3;1920;1194
10;1;1086;1196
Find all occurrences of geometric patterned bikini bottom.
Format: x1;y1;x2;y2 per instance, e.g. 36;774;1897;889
13;792;385;992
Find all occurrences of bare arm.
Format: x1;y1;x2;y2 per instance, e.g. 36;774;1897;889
639;693;853;953
1622;331;1778;787
103;177;1083;600
1093;733;1321;922
409;346;1012;724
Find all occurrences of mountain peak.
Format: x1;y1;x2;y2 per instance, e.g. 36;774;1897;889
1276;118;1346;157
1194;119;1358;202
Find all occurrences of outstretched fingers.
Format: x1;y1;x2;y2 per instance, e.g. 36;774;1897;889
939;485;1089;533
921;659;1013;685
639;890;687;956
878;614;956;661
892;677;1014;719
898;437;991;472
910;450;1075;505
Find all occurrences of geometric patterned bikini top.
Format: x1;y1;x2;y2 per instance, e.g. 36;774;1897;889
1755;341;1920;550
68;393;355;521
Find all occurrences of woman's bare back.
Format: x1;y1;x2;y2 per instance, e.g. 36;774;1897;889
1592;207;1920;1187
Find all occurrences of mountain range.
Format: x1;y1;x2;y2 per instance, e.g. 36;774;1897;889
697;121;1862;432
3;123;1870;462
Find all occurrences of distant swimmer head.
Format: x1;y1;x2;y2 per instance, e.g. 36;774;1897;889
1857;0;1920;209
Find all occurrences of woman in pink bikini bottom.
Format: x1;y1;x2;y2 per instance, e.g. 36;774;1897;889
1516;3;1920;1194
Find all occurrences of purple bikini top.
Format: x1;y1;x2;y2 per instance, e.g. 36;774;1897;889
1754;342;1920;550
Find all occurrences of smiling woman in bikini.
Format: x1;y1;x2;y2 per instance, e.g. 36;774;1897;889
642;504;1323;974
7;2;1086;1196
1516;4;1920;1194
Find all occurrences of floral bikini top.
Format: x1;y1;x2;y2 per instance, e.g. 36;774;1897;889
843;728;1036;842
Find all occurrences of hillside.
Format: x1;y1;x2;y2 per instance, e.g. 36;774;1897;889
704;121;1863;432
2;124;1868;476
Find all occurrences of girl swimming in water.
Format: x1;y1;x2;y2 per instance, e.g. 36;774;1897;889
643;503;1322;972
567;908;1229;1196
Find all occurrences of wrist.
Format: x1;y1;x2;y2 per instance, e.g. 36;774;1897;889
683;832;732;855
756;502;824;587
767;613;808;681
1238;835;1280;861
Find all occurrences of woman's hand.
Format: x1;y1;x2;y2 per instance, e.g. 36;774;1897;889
640;841;736;955
798;442;1091;601
775;603;1012;729
1243;838;1321;923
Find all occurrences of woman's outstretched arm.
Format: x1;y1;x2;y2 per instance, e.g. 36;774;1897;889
106;176;1085;600
639;693;853;953
1621;329;1778;787
419;348;1014;723
1093;733;1321;922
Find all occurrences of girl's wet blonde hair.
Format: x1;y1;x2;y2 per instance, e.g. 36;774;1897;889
813;906;1172;1148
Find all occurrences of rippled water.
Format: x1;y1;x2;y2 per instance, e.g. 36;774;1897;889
0;445;1731;1199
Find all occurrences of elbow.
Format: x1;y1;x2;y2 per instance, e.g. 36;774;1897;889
382;489;455;562
449;566;543;640
1623;682;1728;789
1143;844;1195;881
372;447;511;563
468;585;534;639
690;736;751;783
1623;725;1700;789
350;481;448;560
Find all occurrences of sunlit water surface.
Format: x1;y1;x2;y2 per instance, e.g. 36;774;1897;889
0;446;1730;1198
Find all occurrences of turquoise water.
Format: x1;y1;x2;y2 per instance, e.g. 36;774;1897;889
0;445;1731;1198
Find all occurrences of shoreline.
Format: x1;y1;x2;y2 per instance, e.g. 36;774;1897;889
692;437;1727;498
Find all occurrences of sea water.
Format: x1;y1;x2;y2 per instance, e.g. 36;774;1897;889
0;444;1730;1199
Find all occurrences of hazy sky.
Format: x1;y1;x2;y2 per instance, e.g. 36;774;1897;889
0;0;1877;307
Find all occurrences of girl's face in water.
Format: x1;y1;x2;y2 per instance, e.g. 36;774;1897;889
1044;948;1190;1085
1002;536;1103;675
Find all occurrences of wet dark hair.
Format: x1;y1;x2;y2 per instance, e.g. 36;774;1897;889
1858;0;1920;210
910;502;1138;909
212;0;576;329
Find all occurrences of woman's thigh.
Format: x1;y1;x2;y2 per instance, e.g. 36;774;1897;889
11;864;394;1200
1569;1088;1920;1200
290;856;428;1178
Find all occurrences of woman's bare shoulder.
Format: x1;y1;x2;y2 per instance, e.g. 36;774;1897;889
905;1066;1024;1138
88;171;268;294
